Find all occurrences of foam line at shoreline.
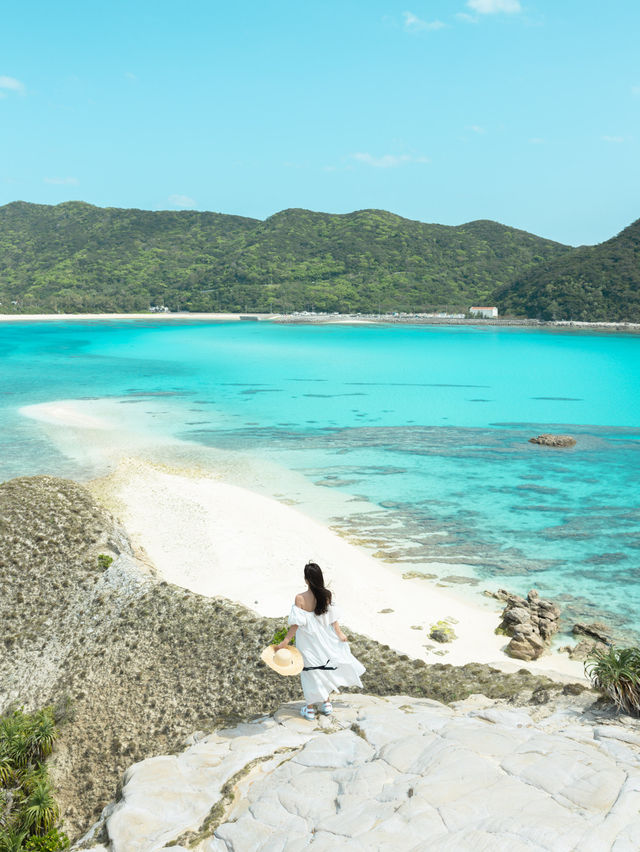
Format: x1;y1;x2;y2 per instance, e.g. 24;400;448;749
89;457;587;682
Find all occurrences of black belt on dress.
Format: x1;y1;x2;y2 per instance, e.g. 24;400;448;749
303;658;337;671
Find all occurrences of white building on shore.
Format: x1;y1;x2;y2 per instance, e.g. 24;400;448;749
469;306;499;318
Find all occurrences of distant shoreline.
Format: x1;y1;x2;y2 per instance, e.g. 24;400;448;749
0;311;265;322
1;311;640;333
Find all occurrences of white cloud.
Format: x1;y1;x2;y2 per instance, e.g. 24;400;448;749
632;85;640;97
467;0;521;14
469;125;486;134
124;71;138;81
0;76;26;96
169;194;196;208
353;152;430;168
456;12;478;22
403;11;445;31
44;176;78;185
529;137;545;144
602;135;625;143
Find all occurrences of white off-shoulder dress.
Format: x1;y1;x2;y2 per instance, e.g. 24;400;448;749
288;602;366;704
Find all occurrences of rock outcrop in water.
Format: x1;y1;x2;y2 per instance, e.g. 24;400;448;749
567;621;614;661
0;476;572;840
529;433;577;447
76;693;640;852
496;589;561;661
573;621;614;645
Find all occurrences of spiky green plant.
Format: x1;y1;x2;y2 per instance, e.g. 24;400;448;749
22;781;59;835
584;646;640;716
1;718;30;773
0;828;27;852
20;766;49;797
28;713;57;763
0;708;67;849
0;753;12;787
0;709;57;775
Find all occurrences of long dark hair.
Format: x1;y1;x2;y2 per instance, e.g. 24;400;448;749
304;562;332;615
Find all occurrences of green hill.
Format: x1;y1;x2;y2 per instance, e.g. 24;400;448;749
0;201;569;314
496;218;640;322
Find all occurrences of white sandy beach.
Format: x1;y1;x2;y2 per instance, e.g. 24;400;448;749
22;399;587;682
90;458;585;681
3;312;640;331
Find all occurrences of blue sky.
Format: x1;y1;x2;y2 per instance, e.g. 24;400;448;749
1;0;639;245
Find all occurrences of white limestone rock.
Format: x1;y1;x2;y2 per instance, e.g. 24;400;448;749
291;728;374;768
75;693;640;852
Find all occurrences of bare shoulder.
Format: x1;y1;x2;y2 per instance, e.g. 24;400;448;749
295;590;315;612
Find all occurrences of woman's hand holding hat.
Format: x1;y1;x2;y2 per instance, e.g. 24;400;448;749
260;643;304;676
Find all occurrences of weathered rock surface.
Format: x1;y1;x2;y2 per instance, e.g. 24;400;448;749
573;621;614;645
429;619;457;643
0;476;569;840
498;589;561;661
564;638;606;662
76;693;640;852
529;434;577;448
560;623;614;661
430;628;454;643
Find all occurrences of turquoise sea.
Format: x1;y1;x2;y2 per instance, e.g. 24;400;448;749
1;320;639;639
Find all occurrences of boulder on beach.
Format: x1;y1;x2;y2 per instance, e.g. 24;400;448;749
529;433;576;447
430;620;457;643
497;589;561;661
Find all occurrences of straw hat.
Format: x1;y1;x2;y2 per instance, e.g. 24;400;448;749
261;644;304;676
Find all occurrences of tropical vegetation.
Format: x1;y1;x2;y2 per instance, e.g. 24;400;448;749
0;709;69;852
1;201;638;321
0;201;568;315
270;626;295;647
584;646;640;716
497;218;640;322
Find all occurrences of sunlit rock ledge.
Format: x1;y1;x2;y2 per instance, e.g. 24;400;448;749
77;693;640;852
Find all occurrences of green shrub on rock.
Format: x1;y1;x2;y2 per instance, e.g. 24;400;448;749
24;828;69;851
429;620;457;643
584;646;640;716
269;626;295;647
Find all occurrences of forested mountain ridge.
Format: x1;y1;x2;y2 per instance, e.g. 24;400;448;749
496;217;640;322
0;201;569;314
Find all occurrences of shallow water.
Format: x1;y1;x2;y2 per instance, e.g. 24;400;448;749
2;320;639;638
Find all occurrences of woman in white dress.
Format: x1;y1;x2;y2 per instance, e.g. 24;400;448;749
274;562;366;721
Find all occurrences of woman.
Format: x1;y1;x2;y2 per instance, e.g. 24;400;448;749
275;561;366;720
